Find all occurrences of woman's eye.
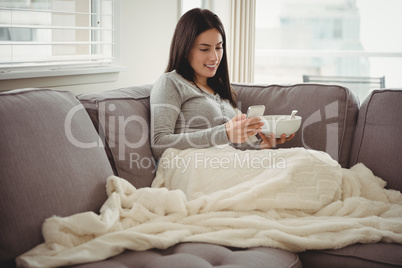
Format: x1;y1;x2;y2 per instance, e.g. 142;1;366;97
200;47;222;52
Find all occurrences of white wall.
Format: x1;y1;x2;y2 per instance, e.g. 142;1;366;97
0;0;179;95
117;0;179;89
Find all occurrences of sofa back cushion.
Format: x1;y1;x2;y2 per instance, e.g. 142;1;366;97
0;88;113;267
78;85;156;188
350;89;402;191
233;83;359;168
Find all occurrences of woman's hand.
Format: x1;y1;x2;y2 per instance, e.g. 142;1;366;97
259;132;295;149
225;114;264;144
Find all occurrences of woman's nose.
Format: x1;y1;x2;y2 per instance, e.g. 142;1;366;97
210;50;219;61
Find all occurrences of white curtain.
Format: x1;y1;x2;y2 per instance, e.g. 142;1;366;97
228;0;256;83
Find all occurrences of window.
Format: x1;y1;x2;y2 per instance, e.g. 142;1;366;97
0;0;121;79
255;0;402;101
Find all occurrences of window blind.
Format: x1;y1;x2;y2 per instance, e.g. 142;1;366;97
0;0;116;73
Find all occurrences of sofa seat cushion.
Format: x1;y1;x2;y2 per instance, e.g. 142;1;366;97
299;243;402;268
0;88;114;267
232;83;359;168
78;85;155;188
350;89;402;192
68;243;302;268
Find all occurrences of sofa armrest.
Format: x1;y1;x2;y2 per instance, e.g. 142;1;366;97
350;89;402;191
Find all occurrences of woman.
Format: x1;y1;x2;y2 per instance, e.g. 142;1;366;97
151;8;294;160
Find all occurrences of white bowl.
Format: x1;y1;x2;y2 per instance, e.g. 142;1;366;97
259;115;302;137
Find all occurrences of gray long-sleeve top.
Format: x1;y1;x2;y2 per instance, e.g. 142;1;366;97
150;70;258;160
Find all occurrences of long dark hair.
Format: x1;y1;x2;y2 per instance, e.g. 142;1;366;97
166;8;237;108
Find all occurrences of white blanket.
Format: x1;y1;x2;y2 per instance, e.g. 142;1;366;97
17;146;402;268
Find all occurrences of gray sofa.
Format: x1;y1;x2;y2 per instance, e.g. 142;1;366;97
1;83;401;268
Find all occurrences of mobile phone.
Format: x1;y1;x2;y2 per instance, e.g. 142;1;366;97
246;105;265;142
246;105;265;118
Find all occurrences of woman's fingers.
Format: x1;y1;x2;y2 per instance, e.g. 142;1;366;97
226;115;262;143
259;132;276;148
259;132;296;149
277;133;287;144
286;133;296;141
277;133;296;144
245;117;263;133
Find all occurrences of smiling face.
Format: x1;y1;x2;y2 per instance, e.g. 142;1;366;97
188;28;224;85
